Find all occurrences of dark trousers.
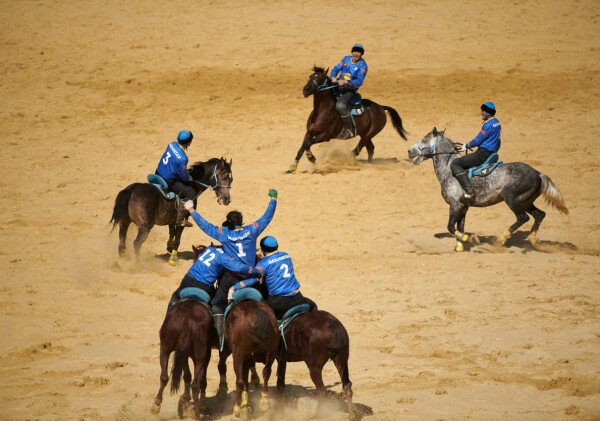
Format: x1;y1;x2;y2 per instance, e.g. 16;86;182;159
267;293;317;320
335;91;355;116
168;179;196;202
168;274;215;311
211;271;242;314
450;148;493;176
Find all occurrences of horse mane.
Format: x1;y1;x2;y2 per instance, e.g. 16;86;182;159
312;65;327;74
188;157;231;180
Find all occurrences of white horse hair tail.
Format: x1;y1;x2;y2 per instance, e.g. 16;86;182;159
540;174;569;215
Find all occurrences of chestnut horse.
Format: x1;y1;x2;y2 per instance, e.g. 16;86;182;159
288;66;407;173
151;299;214;420
217;299;279;420
110;157;232;264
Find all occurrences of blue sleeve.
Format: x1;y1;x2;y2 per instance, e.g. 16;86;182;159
467;127;489;149
253;199;277;235
177;157;190;182
233;277;259;291
191;211;221;240
348;61;368;89
331;60;343;78
220;255;253;276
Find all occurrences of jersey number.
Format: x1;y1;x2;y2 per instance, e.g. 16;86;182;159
279;263;291;278
235;243;246;258
162;152;171;165
199;249;216;267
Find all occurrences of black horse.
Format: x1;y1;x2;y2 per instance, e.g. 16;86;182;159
110;157;232;264
288;66;407;173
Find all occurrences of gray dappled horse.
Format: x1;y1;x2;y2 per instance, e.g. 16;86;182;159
408;128;569;251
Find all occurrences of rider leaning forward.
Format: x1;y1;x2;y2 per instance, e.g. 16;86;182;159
451;102;501;204
330;43;368;139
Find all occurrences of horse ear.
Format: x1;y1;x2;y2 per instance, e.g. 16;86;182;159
325;67;329;76
433;127;438;135
229;158;232;167
441;128;446;136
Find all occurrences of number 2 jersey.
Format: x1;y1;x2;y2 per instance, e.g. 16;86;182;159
187;246;255;287
190;198;277;266
255;251;301;296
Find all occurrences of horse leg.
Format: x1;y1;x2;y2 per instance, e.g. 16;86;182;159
353;137;367;158
526;205;546;245
259;353;275;412
190;351;210;420
448;205;470;252
168;225;185;266
177;359;193;419
118;220;130;256
167;224;176;253
289;133;331;173
276;358;287;392
249;360;260;386
358;138;375;162
232;350;248;418
151;342;171;414
217;348;230;400
498;198;530;246
132;225;151;259
307;362;329;418
333;356;355;421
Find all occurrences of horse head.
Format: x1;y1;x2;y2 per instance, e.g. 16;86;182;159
408;127;451;165
303;66;330;98
189;158;233;206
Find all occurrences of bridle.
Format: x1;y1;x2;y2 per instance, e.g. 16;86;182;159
417;134;460;157
195;162;232;191
309;74;336;92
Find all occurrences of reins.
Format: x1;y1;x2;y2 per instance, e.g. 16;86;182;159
194;162;231;191
418;135;462;157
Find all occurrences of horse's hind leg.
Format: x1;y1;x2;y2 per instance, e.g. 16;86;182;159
526;205;546;245
259;353;276;412
133;226;152;258
118;220;131;256
217;348;230;400
498;198;530;246
151;342;171;414
177;359;193;418
333;355;355;421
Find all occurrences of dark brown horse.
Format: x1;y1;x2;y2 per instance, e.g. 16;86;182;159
217;300;279;420
275;310;354;420
151;299;214;420
110;157;233;265
288;66;408;173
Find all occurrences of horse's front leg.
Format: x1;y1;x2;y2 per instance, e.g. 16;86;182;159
289;132;331;173
168;225;185;266
448;205;471;252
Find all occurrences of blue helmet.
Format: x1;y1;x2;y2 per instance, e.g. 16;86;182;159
177;130;193;143
260;236;279;253
351;44;365;54
481;102;496;116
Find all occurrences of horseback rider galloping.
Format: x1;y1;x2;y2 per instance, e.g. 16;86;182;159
331;44;368;139
451;102;502;204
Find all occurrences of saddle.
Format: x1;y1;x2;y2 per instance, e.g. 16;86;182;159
220;288;264;351
277;303;311;350
147;174;176;200
334;89;365;116
179;287;212;304
468;153;504;179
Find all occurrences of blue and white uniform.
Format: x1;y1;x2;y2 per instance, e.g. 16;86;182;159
156;141;191;183
465;117;501;153
188;246;255;287
331;56;368;90
190;199;277;266
252;251;300;296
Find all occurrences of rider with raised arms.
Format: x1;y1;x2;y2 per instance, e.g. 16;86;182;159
451;102;501;204
330;44;368;139
183;190;278;341
155;130;196;226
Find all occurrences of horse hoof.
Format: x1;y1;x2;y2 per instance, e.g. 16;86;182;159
306;155;316;164
469;234;480;245
455;242;465;252
497;231;511;246
150;402;161;415
527;232;538;245
233;404;241;418
259;392;269;411
287;164;297;173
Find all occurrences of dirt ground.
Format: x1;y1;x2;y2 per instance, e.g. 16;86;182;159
1;1;599;420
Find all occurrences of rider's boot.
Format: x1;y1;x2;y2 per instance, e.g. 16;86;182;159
213;313;225;346
339;114;354;139
455;172;475;205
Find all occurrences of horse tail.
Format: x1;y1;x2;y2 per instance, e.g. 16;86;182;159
170;348;186;395
327;318;350;359
540;174;569;215
109;185;133;233
382;105;408;140
248;308;274;344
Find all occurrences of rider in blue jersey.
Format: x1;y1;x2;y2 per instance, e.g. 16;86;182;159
167;244;259;343
183;190;278;335
232;236;317;320
451;102;502;204
330;44;368;139
155;130;196;226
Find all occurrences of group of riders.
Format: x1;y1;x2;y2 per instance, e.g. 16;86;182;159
153;43;502;341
